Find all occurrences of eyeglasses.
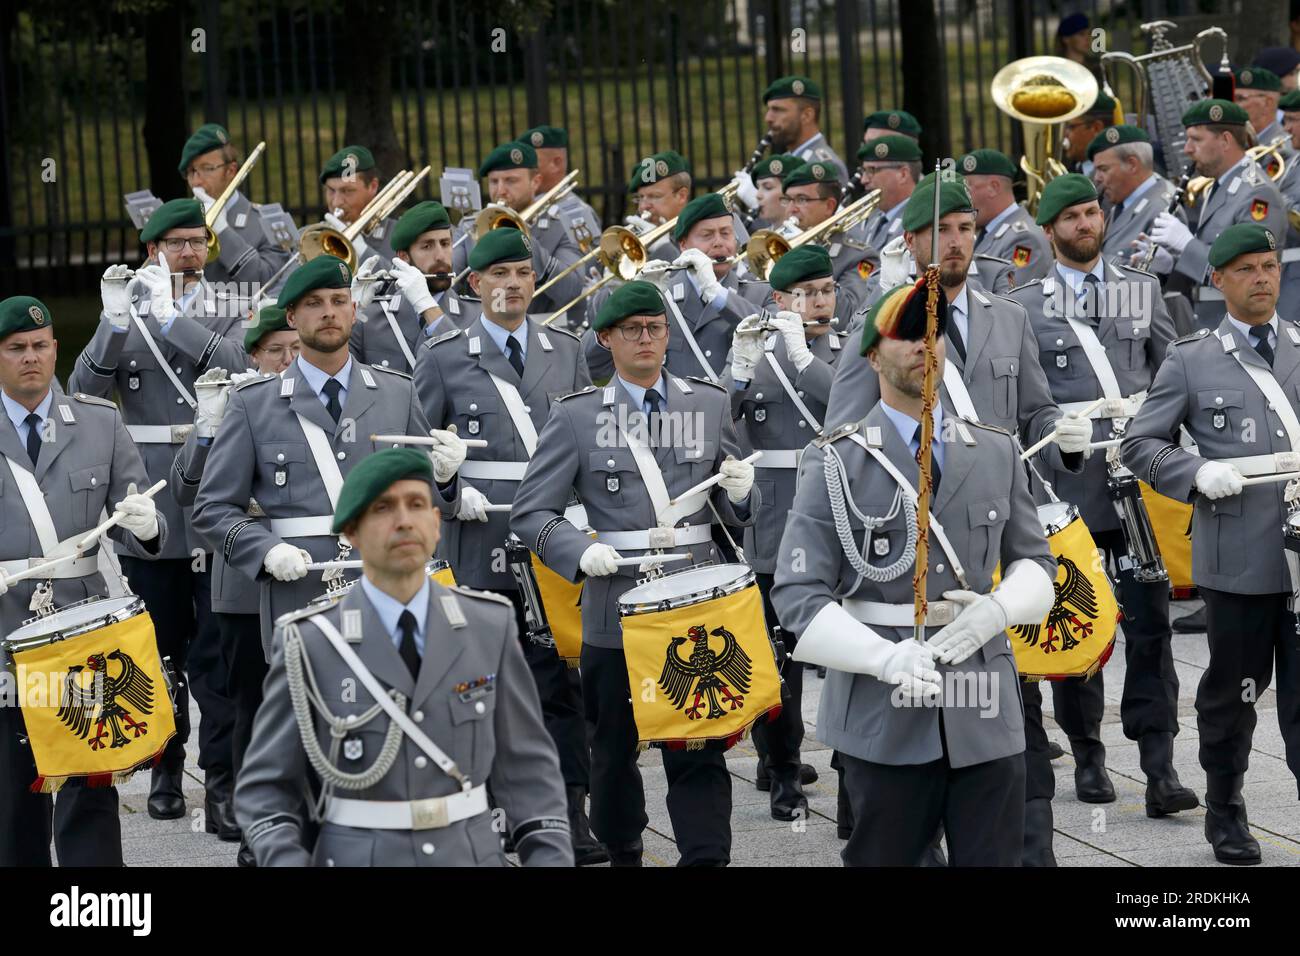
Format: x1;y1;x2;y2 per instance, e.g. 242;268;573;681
256;344;301;360
779;195;824;207
159;237;208;253
615;322;669;341
859;164;904;176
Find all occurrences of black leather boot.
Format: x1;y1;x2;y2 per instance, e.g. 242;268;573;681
607;838;644;867
1139;733;1199;817
236;840;257;868
147;765;185;820
1204;774;1260;865
1071;738;1115;803
767;766;808;822
1172;606;1206;633
756;757;818;791
205;790;241;841
566;786;609;866
1022;798;1057;867
1046;740;1065;760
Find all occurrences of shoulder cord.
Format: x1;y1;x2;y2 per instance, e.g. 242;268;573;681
822;443;917;585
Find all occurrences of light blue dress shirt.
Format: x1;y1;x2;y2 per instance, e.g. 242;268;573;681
479;316;528;363
879;399;945;471
2;388;54;451
617;372;669;416
295;354;353;409
1120;174;1159;213
361;576;431;657
1227;312;1278;351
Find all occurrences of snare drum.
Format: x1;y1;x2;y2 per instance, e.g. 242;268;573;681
617;563;781;749
3;596;176;791
1141;481;1194;598
428;559;457;588
506;535;585;666
1007;502;1119;681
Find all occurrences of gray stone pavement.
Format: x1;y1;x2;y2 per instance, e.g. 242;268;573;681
103;597;1299;867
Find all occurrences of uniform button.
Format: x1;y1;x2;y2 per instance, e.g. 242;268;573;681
987;509;997;520
381;360;390;367
797;390;805;398
421;843;435;856
607;458;615;467
1278;429;1286;438
469;403;478;412
176;397;184;404
326;858;336;867
705;350;712;357
936;563;945;573
1215;397;1224;406
523;405;531;413
277;453;285;462
1055;338;1063;347
175;367;183;375
91;476;97;486
1268;403;1275;411
413;710;424;722
414;755;428;769
337;451;346;460
755;393;763;400
475;701;486;715
797;421;806;428
129;360;137;369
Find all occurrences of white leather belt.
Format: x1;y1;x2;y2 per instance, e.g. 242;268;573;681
1219;452;1300;477
843;598;960;628
126;424;194;444
269;516;336;538
1283;248;1300;263
324;786;489;830
753;449;800;469
596;523;712;551
1059;393;1145;420
457;460;530;481
0;555;98;579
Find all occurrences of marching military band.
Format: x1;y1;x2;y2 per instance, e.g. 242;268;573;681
5;21;1300;871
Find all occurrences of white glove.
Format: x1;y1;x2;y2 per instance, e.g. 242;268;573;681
718;455;754;503
1150;211;1193;255
100;264;133;331
325;212;371;261
675;248;722;304
456;485;490;522
192;185;228;234
113;482;159;542
622;214;654;237
730;322;765;382
263;542;311;582
390;257;435;316
771;309;812;372
1052;414;1092;454
193;367;231;439
880;640;944;704
927;591;1008;665
134;250;178;324
792;603;942;699
0;569;9;598
729;168;759;209
637;258;673;291
879;234;914;290
425;428;467;483
1195;460;1244;500
1129;237;1174;274
230;368;263;387
351;254;383;310
580;542;622;577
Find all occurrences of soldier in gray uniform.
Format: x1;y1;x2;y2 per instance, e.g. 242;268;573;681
1007;176;1196;860
1236;67;1291;155
1143;100;1287;328
412;229;603;865
762;75;848;181
318;146;398;267
1088;125;1188;269
1123;224;1300;866
855;134;922;254
235;448;573;867
70;198;247;828
961;149;1052;287
771;277;1058;866
745;153;804;233
351;201;478;375
1273;92;1300;323
0;296;166;867
518;125;602;255
180;123;296;293
861;109;922;148
511;281;759;866
192;255;463;655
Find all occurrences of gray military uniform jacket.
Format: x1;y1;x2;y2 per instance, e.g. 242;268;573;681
1274;160;1300;324
771;405;1054;767
352;287;480;375
1122;315;1300;594
1007;262;1176;531
510;374;759;649
978;203;1051;288
204;190;296;290
861;203;905;256
191;356;448;650
235;580;572;867
68;281;249;560
0;391;167;633
413;316;590;590
452;214;586;319
554;192;602;253
824;221;880;324
791;132;848;182
1100;174;1184;268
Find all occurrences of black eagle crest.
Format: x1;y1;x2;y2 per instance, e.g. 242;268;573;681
658;624;753;720
1009;555;1100;654
57;649;156;751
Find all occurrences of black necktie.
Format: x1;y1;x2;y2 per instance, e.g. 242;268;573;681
1251;326;1275;367
322;378;343;424
913;423;941;495
645;388;665;415
24;413;42;466
397;610;420;679
506;335;525;378
945;305;967;364
1082;273;1104;324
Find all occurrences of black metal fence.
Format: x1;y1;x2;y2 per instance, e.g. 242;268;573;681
0;0;1230;294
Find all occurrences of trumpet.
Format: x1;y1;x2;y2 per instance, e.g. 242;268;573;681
448;171;581;284
728;189;880;281
1185;135;1290;208
203;141;266;264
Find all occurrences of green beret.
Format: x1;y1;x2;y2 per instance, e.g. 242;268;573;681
0;296;53;342
277;255;353;309
628;150;691;193
479;141;537;178
518;125;568;149
1281;90;1300;112
332;448;433;534
1085;89;1118;118
958;148;1017;178
673;193;732;242
1034;173;1098;225
178;123;231;176
782;161;840;190
1182;99;1248;127
901;180;974;233
856;134;922;163
1086;124;1150;160
763;75;821;103
244;306;289;352
319;145;376;184
592;280;664;332
1237;67;1282;92
859;276;948;356
752;154;804;183
140;198;205;243
467;227;532;271
1208;223;1278;269
390;201;452;253
769;245;833;292
863;109;922;137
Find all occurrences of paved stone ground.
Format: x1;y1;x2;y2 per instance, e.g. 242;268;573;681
102;597;1299;867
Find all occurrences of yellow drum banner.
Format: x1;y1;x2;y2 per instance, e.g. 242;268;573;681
1141;481;1193;596
428;564;457;588
622;584;781;749
12;612;175;792
532;555;584;665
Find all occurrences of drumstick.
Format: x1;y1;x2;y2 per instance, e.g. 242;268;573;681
1239;471;1300;487
667;451;763;505
611;554;689;567
370;433;490;449
73;479;169;551
1089;438;1124;451
1019;398;1107;461
305;560;364;571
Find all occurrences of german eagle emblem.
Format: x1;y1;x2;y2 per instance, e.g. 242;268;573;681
659;625;753;720
57;649;157;751
1009;555;1099;654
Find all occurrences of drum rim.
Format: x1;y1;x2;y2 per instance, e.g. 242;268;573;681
1037;500;1080;537
618;563;756;616
4;595;146;649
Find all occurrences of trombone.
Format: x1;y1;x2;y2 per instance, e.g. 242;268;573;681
1185;134;1290;208
203;141;266;264
727;188;881;281
447;171;581;284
